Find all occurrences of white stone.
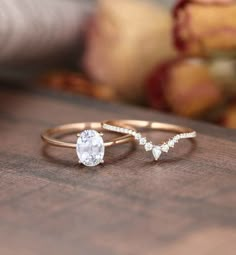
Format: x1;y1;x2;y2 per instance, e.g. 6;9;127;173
135;133;141;140
168;140;175;148
139;137;147;145
176;135;180;140
161;143;169;153
173;136;179;143
152;146;162;160
144;142;153;151
76;130;105;167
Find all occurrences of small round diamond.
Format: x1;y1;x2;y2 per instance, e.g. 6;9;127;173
144;142;153;151
76;130;105;167
168;140;175;148
139;137;147;145
161;143;169;153
173;136;178;143
135;133;141;140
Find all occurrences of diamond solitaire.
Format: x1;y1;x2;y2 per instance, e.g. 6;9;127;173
76;130;105;167
41;122;134;168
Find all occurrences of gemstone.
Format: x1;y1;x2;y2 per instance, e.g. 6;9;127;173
135;133;141;140
152;146;162;160
168;140;175;148
173;136;178;142
145;142;153;151
120;128;124;133
161;143;169;153
76;130;105;167
176;135;180;140
139;137;147;145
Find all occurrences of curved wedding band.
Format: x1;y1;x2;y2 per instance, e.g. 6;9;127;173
102;120;197;161
41;122;135;167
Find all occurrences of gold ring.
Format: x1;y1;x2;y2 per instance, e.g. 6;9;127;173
41;122;135;167
102;120;196;161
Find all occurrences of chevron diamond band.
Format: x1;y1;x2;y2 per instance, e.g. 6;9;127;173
102;120;196;161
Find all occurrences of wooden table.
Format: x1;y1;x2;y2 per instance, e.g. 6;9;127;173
1;81;236;255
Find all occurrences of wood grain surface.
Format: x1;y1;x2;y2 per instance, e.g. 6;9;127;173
0;81;236;255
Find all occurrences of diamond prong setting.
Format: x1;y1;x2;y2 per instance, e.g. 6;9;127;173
102;123;196;162
144;142;153;151
139;137;147;145
161;143;169;153
152;146;162;161
76;129;105;167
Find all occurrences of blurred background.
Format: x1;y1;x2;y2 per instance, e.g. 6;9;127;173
1;0;236;128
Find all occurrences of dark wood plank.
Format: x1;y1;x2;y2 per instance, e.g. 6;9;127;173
0;81;236;255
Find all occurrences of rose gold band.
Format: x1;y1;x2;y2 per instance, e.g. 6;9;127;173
103;120;195;134
102;120;196;160
41;122;135;149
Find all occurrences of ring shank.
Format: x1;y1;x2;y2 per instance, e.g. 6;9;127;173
41;122;134;149
103;120;195;134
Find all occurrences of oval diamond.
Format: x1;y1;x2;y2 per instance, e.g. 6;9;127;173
76;130;105;167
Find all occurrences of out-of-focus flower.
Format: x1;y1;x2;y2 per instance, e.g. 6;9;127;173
192;0;234;3
174;0;236;56
84;0;176;102
209;58;236;95
222;104;236;128
39;71;118;102
147;58;222;118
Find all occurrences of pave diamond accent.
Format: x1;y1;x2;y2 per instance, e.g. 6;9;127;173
144;142;153;151
135;133;142;140
102;123;197;162
139;137;147;145
161;143;169;153
168;140;175;148
76;130;105;167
